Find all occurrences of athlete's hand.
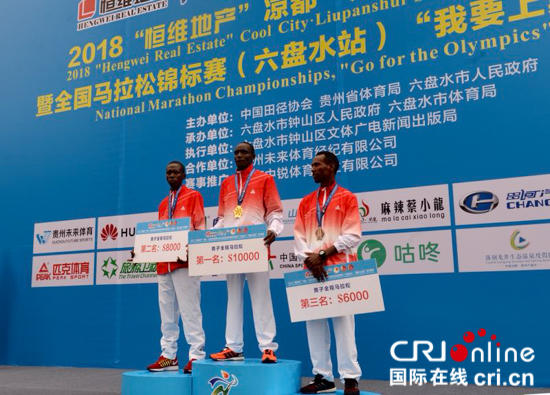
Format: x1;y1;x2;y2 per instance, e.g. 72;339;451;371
263;230;276;246
129;249;135;262
305;252;328;282
176;256;188;265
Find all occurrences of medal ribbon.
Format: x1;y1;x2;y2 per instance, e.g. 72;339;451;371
235;168;256;206
316;184;338;228
168;186;183;219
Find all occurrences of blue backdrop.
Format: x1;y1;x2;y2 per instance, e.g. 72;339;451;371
1;0;549;387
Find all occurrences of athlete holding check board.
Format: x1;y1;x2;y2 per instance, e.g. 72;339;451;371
209;142;283;364
294;151;364;395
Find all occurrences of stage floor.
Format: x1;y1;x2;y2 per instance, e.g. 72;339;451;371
1;366;549;395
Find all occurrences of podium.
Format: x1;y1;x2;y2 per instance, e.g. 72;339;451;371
121;370;192;395
193;359;300;395
122;359;379;395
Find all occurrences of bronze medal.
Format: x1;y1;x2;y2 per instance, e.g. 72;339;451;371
316;226;325;240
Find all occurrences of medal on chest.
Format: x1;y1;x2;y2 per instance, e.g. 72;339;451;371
168;186;182;220
234;205;244;219
234;169;255;219
316;184;338;241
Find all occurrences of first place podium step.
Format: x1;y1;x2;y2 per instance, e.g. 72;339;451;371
122;359;379;395
193;358;301;395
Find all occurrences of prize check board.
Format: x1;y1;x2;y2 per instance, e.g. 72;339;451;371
284;259;385;323
133;218;190;263
188;224;268;276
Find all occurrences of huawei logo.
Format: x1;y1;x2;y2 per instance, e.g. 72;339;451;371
101;224;118;241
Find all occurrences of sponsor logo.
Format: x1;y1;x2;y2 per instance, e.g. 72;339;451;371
510;230;529;251
390;328;535;387
101;224;118;241
99;224;136;243
359;200;370;220
36;261;91;281
102;257;118;278
78;0;96;21
380;197;446;222
36;263;51;281
148;220;177;229
506;189;550;210
288;209;297;219
357;240;387;268
77;0;168;31
37;227;94;244
36;231;52;245
459;191;499;214
208;370;238;395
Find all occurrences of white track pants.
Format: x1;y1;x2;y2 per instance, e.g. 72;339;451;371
306;315;362;383
158;268;206;361
225;271;278;353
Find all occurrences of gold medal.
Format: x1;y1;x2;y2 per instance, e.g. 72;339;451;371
316;227;325;240
234;205;244;219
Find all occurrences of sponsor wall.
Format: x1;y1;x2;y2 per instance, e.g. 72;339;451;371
2;0;550;385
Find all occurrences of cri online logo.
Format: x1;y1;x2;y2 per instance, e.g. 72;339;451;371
101;224;118;241
510;230;530;250
208;370;238;395
391;328;535;363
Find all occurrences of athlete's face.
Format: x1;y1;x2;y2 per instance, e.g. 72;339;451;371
311;154;334;184
234;143;255;171
166;163;185;190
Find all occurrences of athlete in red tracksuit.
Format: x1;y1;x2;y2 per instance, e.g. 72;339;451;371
146;161;206;374
209;142;283;364
294;152;361;395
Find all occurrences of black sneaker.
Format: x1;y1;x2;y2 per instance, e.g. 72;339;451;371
344;378;360;395
300;374;336;393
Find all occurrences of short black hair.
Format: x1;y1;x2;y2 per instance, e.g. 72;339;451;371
316;151;339;173
237;141;255;155
167;160;186;175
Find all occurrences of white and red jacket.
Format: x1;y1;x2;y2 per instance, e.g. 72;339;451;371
294;183;361;266
214;164;283;234
157;185;205;274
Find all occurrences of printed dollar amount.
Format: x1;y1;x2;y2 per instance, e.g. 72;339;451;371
162;243;181;252
228;251;260;262
337;290;370;303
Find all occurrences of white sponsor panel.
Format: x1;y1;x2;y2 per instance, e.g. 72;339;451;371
356;230;454;275
32;253;94;287
356;185;450;232
133;218;190;263
453;174;550;225
269;239;305;279
457;223;550;272
189;225;268;276
96;251;157;285
205;206;219;229
97;212;157;250
34;218;96;254
284;260;385;322
280;198;301;238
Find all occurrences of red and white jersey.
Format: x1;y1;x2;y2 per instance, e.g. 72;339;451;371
157;184;206;274
294;183;361;266
214;165;283;234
